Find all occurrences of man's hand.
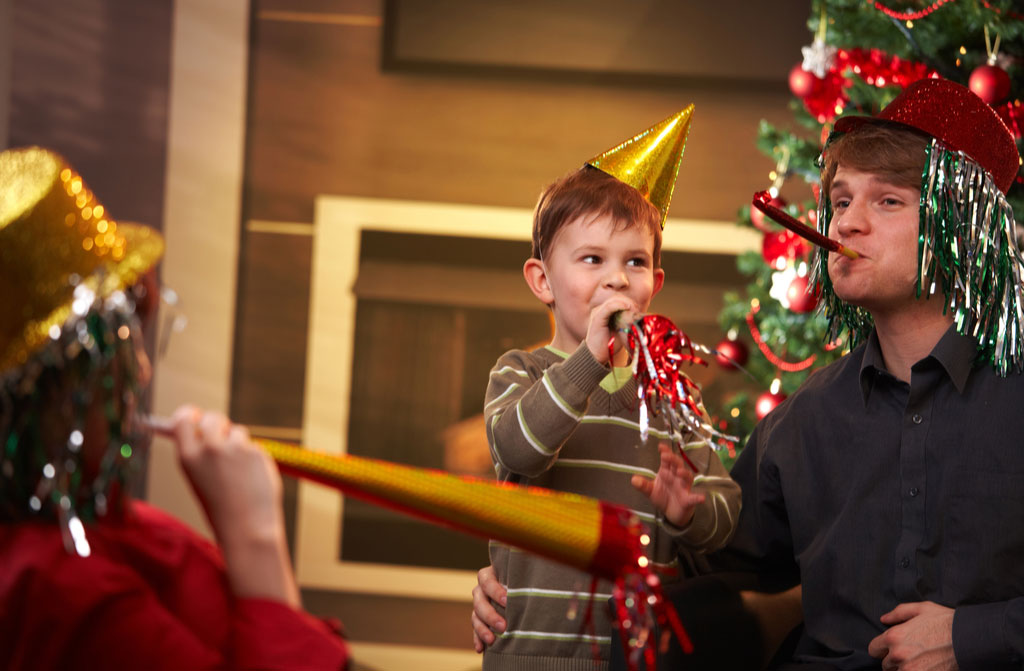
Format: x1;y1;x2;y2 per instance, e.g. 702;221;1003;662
868;601;957;671
631;442;705;528
471;565;508;653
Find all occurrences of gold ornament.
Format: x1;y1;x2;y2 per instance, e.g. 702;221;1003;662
0;147;164;372
586;105;695;229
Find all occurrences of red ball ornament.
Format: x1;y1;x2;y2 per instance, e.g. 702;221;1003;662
785;275;819;314
969;63;1011;104
762;229;811;268
751;196;787;232
789;63;822;99
755;390;787;420
714;337;749;371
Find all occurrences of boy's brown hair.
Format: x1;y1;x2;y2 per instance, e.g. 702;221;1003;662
821;122;930;196
531;165;662;266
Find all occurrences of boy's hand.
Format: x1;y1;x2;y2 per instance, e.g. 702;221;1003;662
631;442;705;528
587;298;642;365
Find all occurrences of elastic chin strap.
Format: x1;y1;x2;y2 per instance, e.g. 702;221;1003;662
811;139;1024;376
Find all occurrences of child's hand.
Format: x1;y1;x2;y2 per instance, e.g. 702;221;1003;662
631;442;705;528
586;297;642;365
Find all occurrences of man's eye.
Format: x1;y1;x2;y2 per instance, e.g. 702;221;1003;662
833;199;850;209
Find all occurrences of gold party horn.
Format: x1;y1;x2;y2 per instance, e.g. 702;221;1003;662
145;417;642;578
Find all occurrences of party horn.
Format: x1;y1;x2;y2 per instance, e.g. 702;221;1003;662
752;190;860;259
144;420;694;661
270;439;649;578
145;416;640;579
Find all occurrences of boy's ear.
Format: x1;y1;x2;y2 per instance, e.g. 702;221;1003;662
652;268;665;298
523;258;554;305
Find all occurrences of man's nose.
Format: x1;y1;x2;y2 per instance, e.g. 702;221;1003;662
834;201;869;238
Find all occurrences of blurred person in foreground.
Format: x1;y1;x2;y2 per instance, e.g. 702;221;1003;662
0;147;348;670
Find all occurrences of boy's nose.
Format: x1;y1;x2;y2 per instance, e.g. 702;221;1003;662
604;267;629;289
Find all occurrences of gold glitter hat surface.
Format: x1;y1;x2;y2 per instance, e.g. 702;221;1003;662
0;147;165;373
586;105;695;229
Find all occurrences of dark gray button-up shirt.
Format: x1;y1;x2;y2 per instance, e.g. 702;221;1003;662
720;325;1024;670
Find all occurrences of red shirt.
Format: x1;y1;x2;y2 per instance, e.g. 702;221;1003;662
0;501;348;670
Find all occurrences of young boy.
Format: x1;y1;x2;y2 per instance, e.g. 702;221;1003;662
481;111;742;670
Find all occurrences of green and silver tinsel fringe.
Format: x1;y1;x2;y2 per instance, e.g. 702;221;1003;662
0;281;147;556
812;139;1024;376
810;175;875;352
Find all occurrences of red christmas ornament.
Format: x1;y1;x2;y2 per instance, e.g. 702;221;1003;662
755;390;787;420
762;229;811;268
969;63;1011;104
785;275;819;314
800;69;850;123
789;63;823;98
714;337;749;371
751;196;786;232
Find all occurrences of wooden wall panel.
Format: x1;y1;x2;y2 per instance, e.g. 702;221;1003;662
231;227;314;429
9;0;172;232
383;0;809;87
243;1;809;224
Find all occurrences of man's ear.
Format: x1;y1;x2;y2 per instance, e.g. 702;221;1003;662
651;267;665;298
523;258;554;305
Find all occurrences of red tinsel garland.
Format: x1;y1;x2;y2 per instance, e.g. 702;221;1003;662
799;47;939;123
745;304;818;372
873;0;1024;21
872;0;956;20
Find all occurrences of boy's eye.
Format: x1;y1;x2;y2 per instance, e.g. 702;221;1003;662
626;257;649;268
582;255;601;264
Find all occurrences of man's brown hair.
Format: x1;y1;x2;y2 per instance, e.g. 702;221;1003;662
531;165;662;266
821;122;931;197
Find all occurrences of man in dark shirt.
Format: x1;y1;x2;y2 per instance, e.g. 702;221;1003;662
476;78;1024;670
716;78;1024;670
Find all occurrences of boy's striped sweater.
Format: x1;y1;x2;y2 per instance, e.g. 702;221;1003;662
482;344;741;671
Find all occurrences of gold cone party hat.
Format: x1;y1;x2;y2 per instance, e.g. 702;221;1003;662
586;105;694;229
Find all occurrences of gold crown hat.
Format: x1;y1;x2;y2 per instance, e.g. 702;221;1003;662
586;105;695;229
0;147;165;373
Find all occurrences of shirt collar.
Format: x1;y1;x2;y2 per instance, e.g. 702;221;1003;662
858;323;977;403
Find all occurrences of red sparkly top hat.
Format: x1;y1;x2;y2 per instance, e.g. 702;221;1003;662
834;77;1020;194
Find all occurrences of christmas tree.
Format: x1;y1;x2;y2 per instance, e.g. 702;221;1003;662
714;0;1024;465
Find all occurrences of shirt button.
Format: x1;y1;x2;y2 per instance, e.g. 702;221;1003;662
909;487;920;497
899;557;910;568
912;414;923;424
